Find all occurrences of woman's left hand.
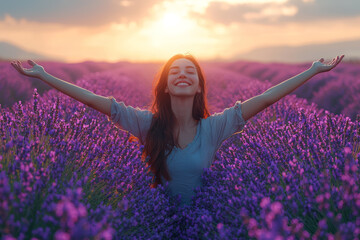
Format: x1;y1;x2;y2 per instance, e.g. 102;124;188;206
311;55;345;74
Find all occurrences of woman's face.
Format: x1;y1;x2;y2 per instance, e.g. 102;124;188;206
165;58;201;97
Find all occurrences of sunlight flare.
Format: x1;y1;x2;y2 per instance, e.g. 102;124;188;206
161;12;182;28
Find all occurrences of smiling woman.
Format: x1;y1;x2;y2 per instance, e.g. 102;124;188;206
10;53;344;208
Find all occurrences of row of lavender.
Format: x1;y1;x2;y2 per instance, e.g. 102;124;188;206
1;62;360;239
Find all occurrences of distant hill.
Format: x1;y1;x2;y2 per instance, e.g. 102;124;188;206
0;41;63;61
234;39;360;63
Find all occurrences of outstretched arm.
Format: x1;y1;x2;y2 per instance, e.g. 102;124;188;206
240;55;344;122
11;60;112;116
262;55;344;106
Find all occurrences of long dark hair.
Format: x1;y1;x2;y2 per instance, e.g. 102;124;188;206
142;53;210;188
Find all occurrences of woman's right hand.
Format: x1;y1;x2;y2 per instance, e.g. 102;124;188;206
11;60;46;79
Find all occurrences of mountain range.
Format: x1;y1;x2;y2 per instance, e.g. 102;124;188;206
234;38;360;63
1;39;359;63
0;41;62;61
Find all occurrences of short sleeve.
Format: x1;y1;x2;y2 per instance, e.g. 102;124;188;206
106;96;153;145
208;101;247;150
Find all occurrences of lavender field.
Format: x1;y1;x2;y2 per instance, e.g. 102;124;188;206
0;60;359;239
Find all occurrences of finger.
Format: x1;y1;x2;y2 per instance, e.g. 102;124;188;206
338;55;344;63
28;60;36;66
12;62;19;69
329;57;337;65
17;60;23;68
12;61;19;69
329;56;342;69
11;62;22;73
14;61;21;69
10;62;18;71
15;62;26;74
334;56;342;66
15;64;24;73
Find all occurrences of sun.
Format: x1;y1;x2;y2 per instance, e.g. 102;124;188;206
136;6;211;59
140;10;193;43
161;12;182;28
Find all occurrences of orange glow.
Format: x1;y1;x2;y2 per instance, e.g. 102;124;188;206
1;2;360;62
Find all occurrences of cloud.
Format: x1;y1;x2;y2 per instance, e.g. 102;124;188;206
287;0;360;21
0;0;164;26
192;0;360;25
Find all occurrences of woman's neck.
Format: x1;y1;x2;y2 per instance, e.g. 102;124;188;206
170;96;197;129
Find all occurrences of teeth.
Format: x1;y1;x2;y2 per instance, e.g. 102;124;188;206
177;82;190;86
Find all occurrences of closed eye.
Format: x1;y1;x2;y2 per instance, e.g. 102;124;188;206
170;71;195;74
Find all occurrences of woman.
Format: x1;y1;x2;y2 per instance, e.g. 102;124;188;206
11;53;344;206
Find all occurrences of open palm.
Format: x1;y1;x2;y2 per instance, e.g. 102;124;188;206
11;60;45;78
311;55;344;73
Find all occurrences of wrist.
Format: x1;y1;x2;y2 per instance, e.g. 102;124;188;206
308;66;319;76
37;70;47;79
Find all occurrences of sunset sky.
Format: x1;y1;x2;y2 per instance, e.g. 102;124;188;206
1;0;360;62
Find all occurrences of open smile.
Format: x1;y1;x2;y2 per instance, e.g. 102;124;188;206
175;80;191;86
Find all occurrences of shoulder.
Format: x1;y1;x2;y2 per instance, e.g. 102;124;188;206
199;116;215;131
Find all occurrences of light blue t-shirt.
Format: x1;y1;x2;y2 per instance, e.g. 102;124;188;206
106;96;247;206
